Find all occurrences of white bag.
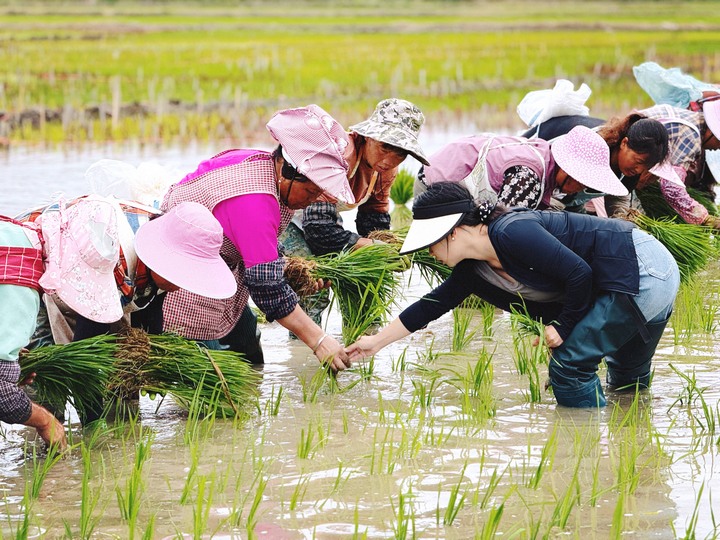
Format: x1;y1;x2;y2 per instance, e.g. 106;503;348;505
517;79;592;128
85;159;183;207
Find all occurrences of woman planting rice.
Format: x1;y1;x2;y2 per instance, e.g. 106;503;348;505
419;118;671;217
23;197;237;423
280;98;429;327
160;104;354;372
347;127;680;408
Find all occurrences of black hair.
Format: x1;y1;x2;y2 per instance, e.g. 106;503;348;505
598;114;669;168
626;118;669;167
413;181;507;225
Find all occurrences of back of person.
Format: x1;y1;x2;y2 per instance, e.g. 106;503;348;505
521;115;605;140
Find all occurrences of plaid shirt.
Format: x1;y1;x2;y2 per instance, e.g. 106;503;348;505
638;105;709;224
0;361;31;424
161;150;294;339
639;105;705;170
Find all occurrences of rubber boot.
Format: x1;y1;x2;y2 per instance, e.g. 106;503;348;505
605;315;670;391
549;293;643;408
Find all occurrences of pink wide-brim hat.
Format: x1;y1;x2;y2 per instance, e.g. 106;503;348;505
649;160;682;185
551;126;629;196
266;104;354;204
134;201;237;300
703;99;720;140
39;196;124;324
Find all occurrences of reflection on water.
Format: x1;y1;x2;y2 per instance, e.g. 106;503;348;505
0;145;718;538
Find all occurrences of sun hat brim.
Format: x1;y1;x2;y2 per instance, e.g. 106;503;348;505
551;134;629;196
399;213;465;254
134;217;237;300
703;99;720;140
649;160;681;186
705;149;720;183
350;119;431;166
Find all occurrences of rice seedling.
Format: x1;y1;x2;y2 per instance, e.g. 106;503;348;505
667;364;716;434
442;462;468;526
266;385;284;417
26;441;63;500
548;462;581;531
192;473;216;539
285;243;405;342
390;169;415;230
671;276;719;344
391;347;409;372
510;307;549;403
244;470;268;538
527;426;558;490
477;467;507;510
72;441;105;539
476;503;505;540
289;473;310;511
116;430;154;540
673;481;707;540
411;376;440;409
391;486;416;540
619;209;718;283
451;304;480;352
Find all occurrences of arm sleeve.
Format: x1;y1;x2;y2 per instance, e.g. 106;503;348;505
497;165;543;209
659;175;708;225
302;202;360;255
244;257;298;322
494;220;594;340
356;211;391;237
213;194;281;267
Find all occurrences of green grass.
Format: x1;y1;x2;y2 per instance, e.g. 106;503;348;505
2;1;720;144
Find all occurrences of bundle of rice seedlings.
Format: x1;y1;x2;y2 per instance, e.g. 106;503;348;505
635;183;718;220
285;243;406;342
619;208;718;282
122;330;260;417
19;335;118;417
390;169;415;230
20;330;260;419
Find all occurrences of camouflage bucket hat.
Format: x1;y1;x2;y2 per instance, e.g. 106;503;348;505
349;98;430;166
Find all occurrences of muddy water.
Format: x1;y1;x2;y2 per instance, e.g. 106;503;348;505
1;144;719;538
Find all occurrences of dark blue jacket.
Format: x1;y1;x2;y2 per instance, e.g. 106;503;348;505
399;209;639;341
488;208;638;338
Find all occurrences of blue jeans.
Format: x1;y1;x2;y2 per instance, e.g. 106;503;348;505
549;229;680;407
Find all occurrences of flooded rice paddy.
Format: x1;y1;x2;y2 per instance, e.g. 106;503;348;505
1;142;719;538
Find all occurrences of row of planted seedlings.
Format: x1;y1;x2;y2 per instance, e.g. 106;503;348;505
10;275;718;537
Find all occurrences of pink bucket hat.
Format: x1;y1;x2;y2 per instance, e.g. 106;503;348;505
551;126;629;196
266;104;354;204
134;201;237;300
39;196;123;324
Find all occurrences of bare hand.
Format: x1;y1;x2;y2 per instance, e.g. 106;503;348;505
345;335;381;362
18;372;36;386
314;334;351;372
26;404;67;451
543;325;563;349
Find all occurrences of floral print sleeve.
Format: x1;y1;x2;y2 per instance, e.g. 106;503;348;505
497;165;543;209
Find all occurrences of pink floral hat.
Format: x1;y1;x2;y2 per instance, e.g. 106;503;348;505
266;104;354;204
551;126;629;196
134;202;237;300
39;196;123;324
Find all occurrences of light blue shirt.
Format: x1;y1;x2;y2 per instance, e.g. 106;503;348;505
0;221;41;362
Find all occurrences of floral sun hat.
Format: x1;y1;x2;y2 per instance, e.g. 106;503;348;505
39;196;123;324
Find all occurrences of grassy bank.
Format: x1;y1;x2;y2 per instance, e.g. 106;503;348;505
1;1;719;145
